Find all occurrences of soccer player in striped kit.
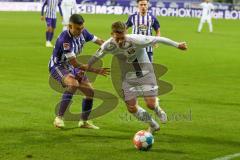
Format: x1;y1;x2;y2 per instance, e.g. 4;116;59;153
61;0;78;31
126;0;161;62
49;14;108;129
41;0;63;47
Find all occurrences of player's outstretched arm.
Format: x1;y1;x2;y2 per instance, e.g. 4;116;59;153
94;38;105;46
68;57;110;76
88;39;109;66
58;1;63;17
41;0;47;21
152;36;187;51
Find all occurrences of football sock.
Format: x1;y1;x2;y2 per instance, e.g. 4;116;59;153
58;91;73;117
153;98;163;114
209;23;213;32
81;98;93;121
49;32;54;41
198;22;203;32
46;31;50;41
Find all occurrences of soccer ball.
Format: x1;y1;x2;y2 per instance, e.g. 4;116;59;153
133;130;154;151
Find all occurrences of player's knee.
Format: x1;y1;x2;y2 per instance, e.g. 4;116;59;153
64;77;79;91
145;98;157;110
47;27;53;32
86;88;94;98
146;102;156;110
127;105;137;113
66;85;78;93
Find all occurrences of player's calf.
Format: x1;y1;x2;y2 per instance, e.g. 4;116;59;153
145;97;168;124
126;99;138;113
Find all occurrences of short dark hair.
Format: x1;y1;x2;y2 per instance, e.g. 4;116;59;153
69;14;85;25
111;21;126;33
137;0;149;3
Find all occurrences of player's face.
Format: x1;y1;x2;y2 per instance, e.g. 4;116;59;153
69;23;85;37
138;0;149;14
112;31;126;47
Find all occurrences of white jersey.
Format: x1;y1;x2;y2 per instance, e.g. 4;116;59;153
200;2;214;18
90;34;179;79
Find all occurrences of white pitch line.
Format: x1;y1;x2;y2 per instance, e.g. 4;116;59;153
212;153;240;160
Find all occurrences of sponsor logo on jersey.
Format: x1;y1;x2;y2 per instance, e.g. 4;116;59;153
138;24;148;31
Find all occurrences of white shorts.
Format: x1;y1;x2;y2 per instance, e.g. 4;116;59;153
122;73;158;101
200;16;212;23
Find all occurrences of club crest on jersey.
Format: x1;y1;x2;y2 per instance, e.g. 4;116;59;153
63;43;70;50
105;42;117;51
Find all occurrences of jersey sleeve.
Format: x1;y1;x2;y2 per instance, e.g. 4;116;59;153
129;34;179;48
152;16;160;31
82;29;98;42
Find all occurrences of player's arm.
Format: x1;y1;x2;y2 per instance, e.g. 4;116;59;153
63;42;109;76
58;1;63;17
83;29;104;46
155;28;161;37
93;38;105;46
73;0;78;13
211;3;215;11
126;15;133;30
153;36;187;50
134;35;187;50
68;57;109;76
88;41;109;66
153;16;161;37
41;0;47;21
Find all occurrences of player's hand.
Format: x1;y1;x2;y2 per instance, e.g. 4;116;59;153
153;44;159;48
41;16;45;21
95;68;110;77
77;70;85;77
178;42;187;50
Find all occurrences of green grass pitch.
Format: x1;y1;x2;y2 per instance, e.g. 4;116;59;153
0;12;240;160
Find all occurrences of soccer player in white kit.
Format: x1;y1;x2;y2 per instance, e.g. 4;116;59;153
198;0;215;33
88;21;187;133
61;0;78;31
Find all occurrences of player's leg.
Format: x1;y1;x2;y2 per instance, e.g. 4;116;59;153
198;17;205;32
123;79;159;133
207;17;213;32
45;18;54;47
125;98;160;134
50;66;79;128
144;96;167;123
74;69;99;129
77;82;99;129
49;18;56;42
